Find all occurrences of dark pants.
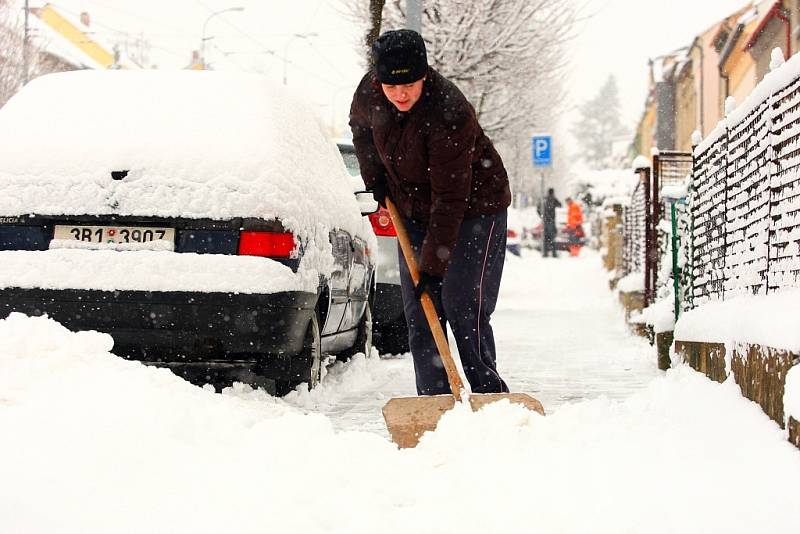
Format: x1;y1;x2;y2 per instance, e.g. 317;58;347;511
398;211;509;396
543;226;558;257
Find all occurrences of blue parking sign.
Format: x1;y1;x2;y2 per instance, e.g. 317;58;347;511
532;135;552;167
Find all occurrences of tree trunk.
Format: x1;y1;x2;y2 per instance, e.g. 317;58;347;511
363;0;386;63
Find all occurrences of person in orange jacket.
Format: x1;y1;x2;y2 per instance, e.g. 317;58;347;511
565;197;584;257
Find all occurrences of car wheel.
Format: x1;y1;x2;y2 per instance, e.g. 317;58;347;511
337;296;373;361
375;318;409;355
276;311;322;396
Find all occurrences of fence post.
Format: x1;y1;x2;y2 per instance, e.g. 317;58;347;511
687;141;698;312
671;201;680;319
643;166;652;307
651;153;661;295
764;81;778;294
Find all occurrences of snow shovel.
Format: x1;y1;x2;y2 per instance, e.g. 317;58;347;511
382;198;545;448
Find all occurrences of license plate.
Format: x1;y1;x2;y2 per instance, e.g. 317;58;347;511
54;225;175;245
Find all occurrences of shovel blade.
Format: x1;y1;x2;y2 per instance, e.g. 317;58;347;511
382;393;545;449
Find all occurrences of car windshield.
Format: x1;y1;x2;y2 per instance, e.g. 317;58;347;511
337;145;361;176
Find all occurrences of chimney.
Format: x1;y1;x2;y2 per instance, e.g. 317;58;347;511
80;12;91;28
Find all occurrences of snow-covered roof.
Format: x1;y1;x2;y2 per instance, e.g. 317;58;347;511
697;34;800;154
27;4;139;70
28;8;104;69
0;70;370;244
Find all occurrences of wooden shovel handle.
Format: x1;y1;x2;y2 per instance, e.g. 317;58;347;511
385;198;465;401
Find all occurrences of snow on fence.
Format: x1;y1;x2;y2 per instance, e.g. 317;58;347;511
691;131;728;306
622;174;647;286
770;75;800;291
653;152;693;305
690;51;800;303
620;154;692;313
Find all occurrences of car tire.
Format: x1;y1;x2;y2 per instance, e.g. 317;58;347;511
336;292;374;362
276;311;322;396
375;319;409;355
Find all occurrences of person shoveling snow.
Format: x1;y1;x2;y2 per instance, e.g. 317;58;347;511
348;29;543;446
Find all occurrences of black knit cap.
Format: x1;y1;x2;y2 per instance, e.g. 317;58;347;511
372;29;428;84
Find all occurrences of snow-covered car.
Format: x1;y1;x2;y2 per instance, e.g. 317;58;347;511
336;140;409;354
0;70;377;395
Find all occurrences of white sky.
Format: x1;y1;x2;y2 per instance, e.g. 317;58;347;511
43;0;752;137
50;0;367;135
569;0;752;129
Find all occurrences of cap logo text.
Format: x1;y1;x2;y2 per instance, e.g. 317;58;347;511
391;68;411;75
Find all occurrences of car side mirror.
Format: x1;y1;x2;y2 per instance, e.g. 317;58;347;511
354;191;379;215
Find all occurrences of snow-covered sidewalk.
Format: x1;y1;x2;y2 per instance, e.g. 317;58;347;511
1;250;799;533
286;248;659;432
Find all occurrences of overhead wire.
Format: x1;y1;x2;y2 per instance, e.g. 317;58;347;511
193;0;343;87
48;2;189;63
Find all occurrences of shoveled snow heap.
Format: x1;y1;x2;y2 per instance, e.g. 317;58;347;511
2;312;800;534
0;70;367;241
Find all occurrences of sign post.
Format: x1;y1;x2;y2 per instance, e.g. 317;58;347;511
532;134;553;216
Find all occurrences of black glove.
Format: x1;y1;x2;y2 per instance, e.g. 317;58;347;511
414;272;443;300
372;180;389;209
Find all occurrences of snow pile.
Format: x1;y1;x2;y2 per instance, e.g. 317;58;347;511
632;155;650;171
2;313;800;533
674;289;800;351
642;295;675;334
0;70;371;244
617;271;644;292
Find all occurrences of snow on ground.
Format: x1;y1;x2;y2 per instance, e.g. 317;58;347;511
674;289;800;352
2;249;800;533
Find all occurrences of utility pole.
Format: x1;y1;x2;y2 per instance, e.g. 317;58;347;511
23;0;30;84
406;0;421;33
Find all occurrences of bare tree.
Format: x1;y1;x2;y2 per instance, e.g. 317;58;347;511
362;0;386;61
0;1;76;108
0;0;27;107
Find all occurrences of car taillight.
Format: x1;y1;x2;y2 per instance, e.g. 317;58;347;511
368;207;397;237
238;231;295;258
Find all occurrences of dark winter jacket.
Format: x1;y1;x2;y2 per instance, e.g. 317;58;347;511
541;194;562;232
349;67;511;277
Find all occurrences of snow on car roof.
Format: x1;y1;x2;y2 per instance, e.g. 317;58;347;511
0;70;368;242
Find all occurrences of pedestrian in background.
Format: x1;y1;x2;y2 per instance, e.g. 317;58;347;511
566;197;585;257
349;29;511;396
540;188;561;258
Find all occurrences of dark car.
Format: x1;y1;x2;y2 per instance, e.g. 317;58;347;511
336;140;409;355
0;70;378;395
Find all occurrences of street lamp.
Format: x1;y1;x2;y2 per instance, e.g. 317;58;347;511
283;32;318;85
200;7;245;69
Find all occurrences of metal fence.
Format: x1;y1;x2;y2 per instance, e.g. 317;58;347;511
689;67;800;304
620;154;692;310
619;61;800;315
653;152;693;304
622;174;647;284
769;74;800;292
